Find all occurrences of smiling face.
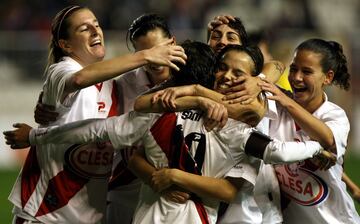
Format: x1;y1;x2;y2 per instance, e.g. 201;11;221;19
288;49;332;112
133;28;172;84
61;8;105;66
214;50;254;91
208;24;241;54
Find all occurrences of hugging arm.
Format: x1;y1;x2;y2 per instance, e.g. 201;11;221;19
135;84;266;127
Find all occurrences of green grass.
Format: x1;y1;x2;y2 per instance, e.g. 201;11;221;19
0;155;359;222
343;153;360;212
0;168;19;223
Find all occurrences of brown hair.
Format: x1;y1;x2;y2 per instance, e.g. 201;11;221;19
44;5;84;74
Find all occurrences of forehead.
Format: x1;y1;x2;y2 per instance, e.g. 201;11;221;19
221;50;253;73
213;24;238;35
67;8;97;27
292;50;323;67
133;28;169;50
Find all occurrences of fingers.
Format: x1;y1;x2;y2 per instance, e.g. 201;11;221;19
34;102;58;125
163;190;190;203
203;103;228;131
208;15;235;30
222;91;251;103
158;38;174;46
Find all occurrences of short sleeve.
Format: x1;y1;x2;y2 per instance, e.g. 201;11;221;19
320;107;350;158
42;59;81;107
216;119;254;163
224;161;258;186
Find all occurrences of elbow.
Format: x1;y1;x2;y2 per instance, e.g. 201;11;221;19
222;188;238;203
71;73;88;90
134;97;147;112
133;99;142;112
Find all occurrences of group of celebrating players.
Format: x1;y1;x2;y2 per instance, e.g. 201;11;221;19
3;5;360;224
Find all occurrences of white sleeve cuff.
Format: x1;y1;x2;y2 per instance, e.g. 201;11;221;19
263;140;323;164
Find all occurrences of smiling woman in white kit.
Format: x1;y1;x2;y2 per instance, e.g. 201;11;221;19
5;5;186;224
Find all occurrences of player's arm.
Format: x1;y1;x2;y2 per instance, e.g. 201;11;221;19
4;113;150;150
342;172;360;203
150;168;240;203
128;148;156;185
128;147;191;204
3;119;109;149
259;81;335;150
135;84;266;127
220;124;335;167
63;40;186;98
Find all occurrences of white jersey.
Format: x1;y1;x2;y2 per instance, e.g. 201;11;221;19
103;110;257;224
218;98;282;224
9;56;118;223
107;68;152;224
270;93;360;224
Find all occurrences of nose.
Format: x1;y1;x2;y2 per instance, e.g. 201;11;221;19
89;25;99;36
216;35;227;48
289;70;303;84
223;70;235;82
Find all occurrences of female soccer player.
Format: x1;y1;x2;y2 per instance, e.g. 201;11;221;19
5;5;185;223
260;38;360;223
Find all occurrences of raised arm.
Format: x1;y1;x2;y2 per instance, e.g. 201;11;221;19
259;81;335;149
63;40;187;98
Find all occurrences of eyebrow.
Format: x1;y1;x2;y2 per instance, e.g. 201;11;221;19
226;31;240;37
74;19;99;30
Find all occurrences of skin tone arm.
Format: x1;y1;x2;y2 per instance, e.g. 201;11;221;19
342;172;360;203
134;84;267;127
259;81;334;150
150;168;242;203
128;148;241;203
63;39;187;99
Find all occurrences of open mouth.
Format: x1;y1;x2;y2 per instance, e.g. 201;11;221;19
90;39;102;47
292;86;307;93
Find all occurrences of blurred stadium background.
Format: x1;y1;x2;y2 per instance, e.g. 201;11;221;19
0;0;359;222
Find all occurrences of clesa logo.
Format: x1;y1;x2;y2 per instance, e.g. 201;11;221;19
275;164;328;206
65;142;114;179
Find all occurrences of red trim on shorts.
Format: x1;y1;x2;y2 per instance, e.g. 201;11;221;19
21;146;41;207
35;168;88;216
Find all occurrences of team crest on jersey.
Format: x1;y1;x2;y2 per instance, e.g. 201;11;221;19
275;164;328;206
65;142;114;179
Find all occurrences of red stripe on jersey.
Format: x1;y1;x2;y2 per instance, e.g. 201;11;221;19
295;122;301;131
194;197;210;224
150;113;177;165
108;81;119;117
95;83;103;91
35;168;88;216
21;146;41;207
108;159;137;191
150;113;209;224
